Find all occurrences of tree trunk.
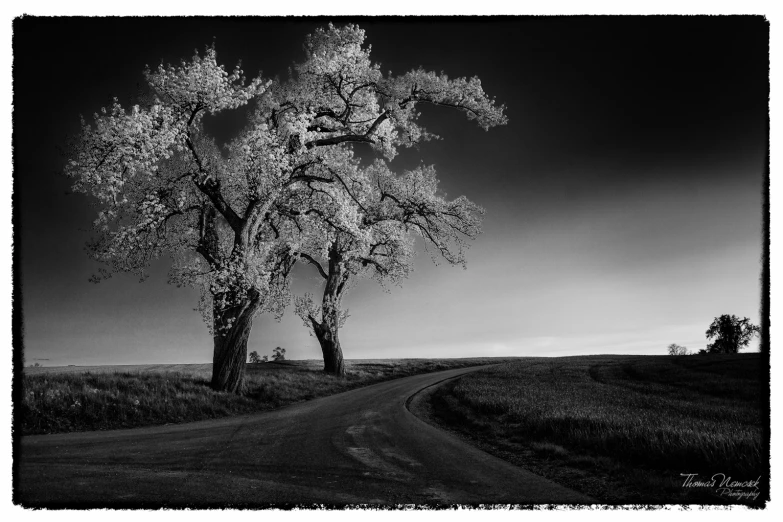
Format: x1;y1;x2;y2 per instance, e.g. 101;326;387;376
313;319;345;376
311;243;349;377
211;291;262;393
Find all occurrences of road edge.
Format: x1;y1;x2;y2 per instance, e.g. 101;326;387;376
403;364;597;504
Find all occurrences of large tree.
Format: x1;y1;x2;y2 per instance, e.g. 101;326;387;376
293;161;483;376
65;24;506;392
705;314;760;354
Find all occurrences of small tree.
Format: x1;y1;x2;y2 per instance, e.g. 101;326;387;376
272;347;286;361
667;343;689;356
706;314;760;354
248;351;262;364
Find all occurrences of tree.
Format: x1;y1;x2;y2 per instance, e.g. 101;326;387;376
272;346;286;361
65;24;505;393
705;314;760;354
248;351;262;364
294;162;483;376
667;343;689;356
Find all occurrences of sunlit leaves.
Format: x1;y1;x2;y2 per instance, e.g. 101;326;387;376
65;23;504;338
67;101;182;205
145;46;268;120
255;23;506;161
387;69;508;130
292;159;484;337
369;161;485;267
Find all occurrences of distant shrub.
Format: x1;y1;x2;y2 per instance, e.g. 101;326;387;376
248;351;262;364
667;343;689;356
272;347;286;361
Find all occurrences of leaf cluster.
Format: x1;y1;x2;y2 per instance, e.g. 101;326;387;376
64;24;507;334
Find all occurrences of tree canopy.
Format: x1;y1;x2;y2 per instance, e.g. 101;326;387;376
292;160;485;375
705;314;760;354
65;23;507;391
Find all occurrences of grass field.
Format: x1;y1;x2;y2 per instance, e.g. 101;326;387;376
20;358;514;435
426;354;766;505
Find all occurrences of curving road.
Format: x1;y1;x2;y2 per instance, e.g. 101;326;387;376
17;365;593;506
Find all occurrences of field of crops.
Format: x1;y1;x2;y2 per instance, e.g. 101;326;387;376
428;354;766;504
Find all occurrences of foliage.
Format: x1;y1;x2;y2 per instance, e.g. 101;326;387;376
285;24;502;352
248;351;262;364
272;346;286;361
65;44;285;332
706;314;760;354
667;343;689;356
64;24;506;388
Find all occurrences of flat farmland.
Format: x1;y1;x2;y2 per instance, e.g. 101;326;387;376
420;354;766;505
20;358;519;435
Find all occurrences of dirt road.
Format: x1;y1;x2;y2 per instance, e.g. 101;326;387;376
17;365;593;506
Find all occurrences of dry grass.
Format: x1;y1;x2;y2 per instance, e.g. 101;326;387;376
428;354;766;505
20;358;515;435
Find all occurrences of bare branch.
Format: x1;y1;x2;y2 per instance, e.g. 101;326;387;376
299;253;329;279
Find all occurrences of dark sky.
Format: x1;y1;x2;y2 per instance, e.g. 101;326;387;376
13;16;768;365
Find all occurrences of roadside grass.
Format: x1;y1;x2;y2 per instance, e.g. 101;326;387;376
20;358;512;435
427;354;765;505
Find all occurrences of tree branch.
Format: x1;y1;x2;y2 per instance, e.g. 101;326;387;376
329;169;368;214
185;137;244;233
359;256;388;274
196;244;219;267
284;174;336;188
304;105;393;150
305;134;375;149
298;253;329;280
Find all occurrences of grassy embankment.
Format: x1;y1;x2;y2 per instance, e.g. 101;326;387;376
20;358;512;435
426;354;765;505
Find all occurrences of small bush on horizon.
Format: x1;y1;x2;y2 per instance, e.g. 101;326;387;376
667;343;690;356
